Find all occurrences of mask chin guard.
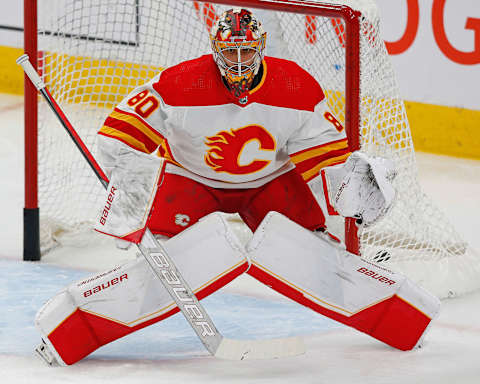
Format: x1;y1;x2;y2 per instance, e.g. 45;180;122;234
227;76;250;104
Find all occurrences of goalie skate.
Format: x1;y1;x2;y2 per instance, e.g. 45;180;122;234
35;339;59;366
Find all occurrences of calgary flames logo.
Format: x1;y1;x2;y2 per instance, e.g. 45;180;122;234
205;125;276;175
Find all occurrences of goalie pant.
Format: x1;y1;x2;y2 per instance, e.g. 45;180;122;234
35;213;440;365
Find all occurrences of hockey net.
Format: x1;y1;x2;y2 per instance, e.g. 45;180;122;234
29;0;480;298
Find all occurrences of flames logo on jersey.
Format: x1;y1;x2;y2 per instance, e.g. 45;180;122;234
204;125;276;175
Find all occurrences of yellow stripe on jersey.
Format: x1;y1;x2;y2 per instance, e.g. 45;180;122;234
99;126;151;153
109;109;164;146
290;138;349;165
249;60;267;96
300;152;351;182
156;142;181;167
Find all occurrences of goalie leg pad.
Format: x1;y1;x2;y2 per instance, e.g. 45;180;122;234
35;213;248;365
246;212;440;350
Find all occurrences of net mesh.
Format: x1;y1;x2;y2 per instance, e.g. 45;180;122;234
36;0;480;298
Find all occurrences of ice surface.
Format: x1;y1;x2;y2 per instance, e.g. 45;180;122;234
1;93;480;383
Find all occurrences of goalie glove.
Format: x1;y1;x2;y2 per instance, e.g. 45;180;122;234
315;151;396;226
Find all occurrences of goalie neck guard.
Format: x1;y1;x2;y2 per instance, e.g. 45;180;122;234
210;8;266;103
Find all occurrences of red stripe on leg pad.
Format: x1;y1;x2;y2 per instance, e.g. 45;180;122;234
248;264;431;350
48;309;101;365
359;295;431;350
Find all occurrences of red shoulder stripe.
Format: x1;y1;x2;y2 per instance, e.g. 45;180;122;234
103;116;159;153
112;108;164;141
153;55;231;107
98;131;149;153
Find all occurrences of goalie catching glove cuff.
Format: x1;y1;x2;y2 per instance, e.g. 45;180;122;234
320;151;396;226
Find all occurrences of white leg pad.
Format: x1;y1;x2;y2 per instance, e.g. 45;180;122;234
35;213;248;365
246;212;441;350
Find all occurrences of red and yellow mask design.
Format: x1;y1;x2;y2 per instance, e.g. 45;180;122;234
210;8;266;100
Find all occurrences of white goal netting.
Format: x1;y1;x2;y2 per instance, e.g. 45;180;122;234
35;0;480;298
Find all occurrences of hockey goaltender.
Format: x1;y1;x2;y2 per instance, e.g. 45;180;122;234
33;8;440;366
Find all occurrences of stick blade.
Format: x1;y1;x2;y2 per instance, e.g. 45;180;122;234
214;336;305;360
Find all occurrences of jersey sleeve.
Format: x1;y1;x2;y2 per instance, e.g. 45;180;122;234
97;74;180;177
287;99;351;183
97;74;169;156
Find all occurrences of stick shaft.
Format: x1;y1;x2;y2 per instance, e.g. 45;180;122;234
17;54;109;187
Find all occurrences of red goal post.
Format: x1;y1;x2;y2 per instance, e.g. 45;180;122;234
22;0;480;298
24;0;40;261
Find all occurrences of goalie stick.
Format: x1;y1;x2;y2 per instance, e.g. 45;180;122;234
17;54;305;362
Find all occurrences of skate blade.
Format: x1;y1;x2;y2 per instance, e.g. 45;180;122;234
35;340;58;367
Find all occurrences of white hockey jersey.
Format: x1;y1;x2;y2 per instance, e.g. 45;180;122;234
98;54;350;188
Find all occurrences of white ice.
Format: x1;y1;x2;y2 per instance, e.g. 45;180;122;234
1;93;480;383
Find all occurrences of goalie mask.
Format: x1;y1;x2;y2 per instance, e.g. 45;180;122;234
210;8;266;102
